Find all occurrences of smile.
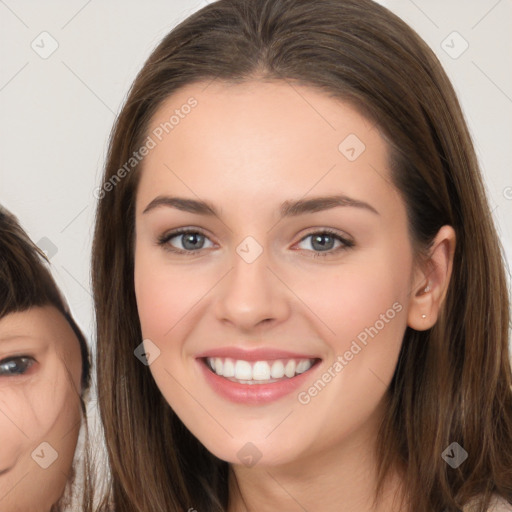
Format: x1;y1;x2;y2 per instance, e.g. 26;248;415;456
205;357;316;384
197;349;321;404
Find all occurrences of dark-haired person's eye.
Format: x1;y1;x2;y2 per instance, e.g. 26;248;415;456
0;356;36;377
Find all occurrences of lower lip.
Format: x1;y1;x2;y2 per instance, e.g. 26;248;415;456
198;359;319;405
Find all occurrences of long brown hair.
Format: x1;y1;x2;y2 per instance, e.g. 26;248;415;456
91;1;512;510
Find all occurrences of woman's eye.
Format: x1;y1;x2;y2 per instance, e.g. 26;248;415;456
296;231;354;257
158;229;215;254
158;228;353;257
0;356;35;377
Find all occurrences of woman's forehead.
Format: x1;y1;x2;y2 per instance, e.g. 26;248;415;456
0;306;79;352
136;80;400;225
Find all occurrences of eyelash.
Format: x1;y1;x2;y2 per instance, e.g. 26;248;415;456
0;355;36;377
157;227;354;258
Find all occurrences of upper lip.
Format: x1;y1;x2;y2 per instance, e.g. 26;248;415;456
196;347;320;361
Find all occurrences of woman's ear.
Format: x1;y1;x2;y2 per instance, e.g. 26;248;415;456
407;225;456;331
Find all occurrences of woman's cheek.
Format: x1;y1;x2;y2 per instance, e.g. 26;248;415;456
0;377;79;480
292;263;386;338
135;248;215;338
14;382;72;439
0;394;25;469
136;269;185;337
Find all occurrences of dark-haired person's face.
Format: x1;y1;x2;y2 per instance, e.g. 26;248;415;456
0;306;83;512
134;81;453;472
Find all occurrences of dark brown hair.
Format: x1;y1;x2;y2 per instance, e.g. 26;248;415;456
0;204;93;511
91;1;512;511
0;205;90;390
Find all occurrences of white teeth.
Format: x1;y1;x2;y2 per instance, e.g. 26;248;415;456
206;357;315;382
270;360;285;379
223;358;235;378
214;357;223;376
234;360;252;380
284;360;296;378
296;360;312;374
252;361;271;380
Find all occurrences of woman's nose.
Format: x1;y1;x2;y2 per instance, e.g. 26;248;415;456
213;240;291;333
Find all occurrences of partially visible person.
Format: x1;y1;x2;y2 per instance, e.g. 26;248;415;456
0;205;92;512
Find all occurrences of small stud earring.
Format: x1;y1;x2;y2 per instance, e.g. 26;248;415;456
423;283;431;293
421;314;427;319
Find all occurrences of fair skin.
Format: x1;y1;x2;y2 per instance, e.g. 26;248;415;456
134;80;455;512
0;306;83;512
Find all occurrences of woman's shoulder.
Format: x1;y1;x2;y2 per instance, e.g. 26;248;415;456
462;493;512;512
491;495;512;512
489;494;512;512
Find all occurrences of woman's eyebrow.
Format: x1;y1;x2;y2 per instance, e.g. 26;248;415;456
142;194;379;217
0;334;43;345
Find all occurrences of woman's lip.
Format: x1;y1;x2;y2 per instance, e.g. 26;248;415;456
198;358;320;405
195;347;319;361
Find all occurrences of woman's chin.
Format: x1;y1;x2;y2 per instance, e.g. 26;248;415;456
199;435;303;468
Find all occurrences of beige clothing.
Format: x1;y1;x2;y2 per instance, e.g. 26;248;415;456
463;494;512;512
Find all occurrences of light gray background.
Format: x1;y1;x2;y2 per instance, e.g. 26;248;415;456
1;0;511;350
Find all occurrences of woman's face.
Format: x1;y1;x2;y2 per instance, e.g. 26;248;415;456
0;306;83;511
134;80;420;467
